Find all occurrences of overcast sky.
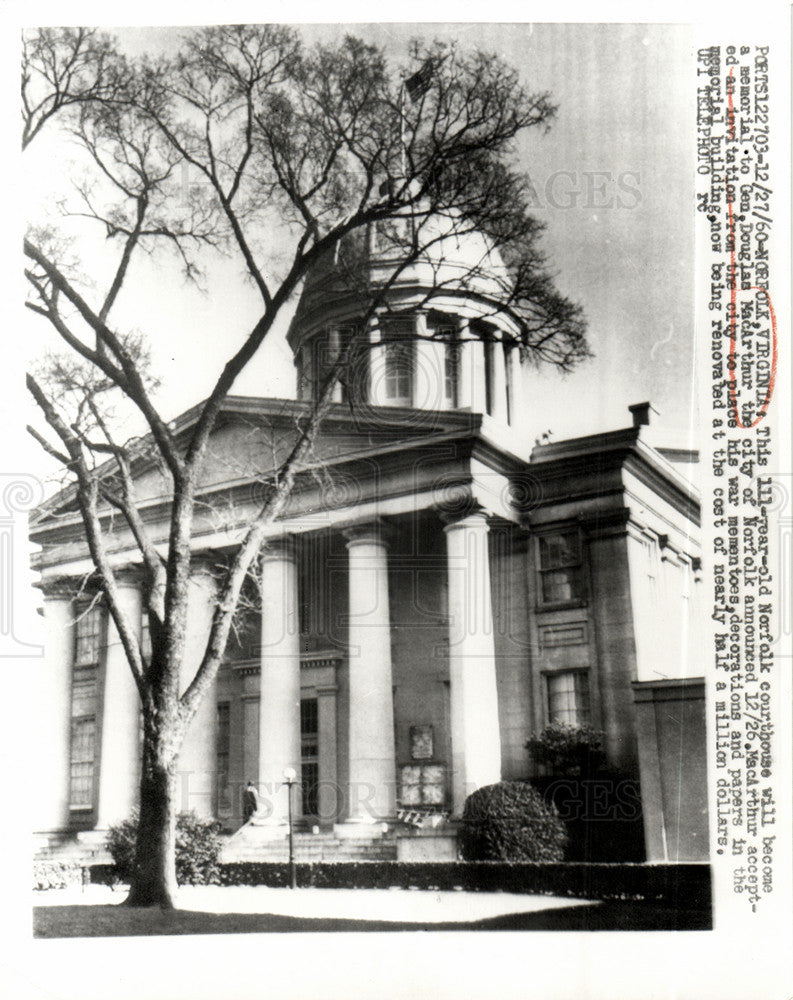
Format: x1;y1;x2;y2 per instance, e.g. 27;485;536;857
24;21;697;451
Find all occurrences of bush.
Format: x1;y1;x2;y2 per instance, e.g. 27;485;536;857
106;817;137;883
33;860;83;891
175;811;223;885
459;781;568;862
526;723;606;776
106;811;223;885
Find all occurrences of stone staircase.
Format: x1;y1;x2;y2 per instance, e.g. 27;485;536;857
35;826;405;866
220;827;398;863
34;831;113;865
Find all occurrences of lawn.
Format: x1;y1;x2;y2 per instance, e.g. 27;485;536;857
33;899;711;937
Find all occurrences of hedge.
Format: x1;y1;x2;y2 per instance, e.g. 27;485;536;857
78;861;710;906
33;860;86;891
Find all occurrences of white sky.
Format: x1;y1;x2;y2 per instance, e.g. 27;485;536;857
23;21;697;459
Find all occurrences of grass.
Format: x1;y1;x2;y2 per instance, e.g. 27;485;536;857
33;899;711;937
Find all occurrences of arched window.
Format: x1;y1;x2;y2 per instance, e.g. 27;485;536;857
382;321;415;405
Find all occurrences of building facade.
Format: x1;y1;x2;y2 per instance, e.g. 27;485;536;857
31;230;709;862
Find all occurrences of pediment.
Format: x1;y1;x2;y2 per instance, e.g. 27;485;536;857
31;396;481;529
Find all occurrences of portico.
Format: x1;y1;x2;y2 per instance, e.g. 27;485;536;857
217;501;508;830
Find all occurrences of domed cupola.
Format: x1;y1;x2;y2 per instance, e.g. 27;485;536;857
287;213;527;429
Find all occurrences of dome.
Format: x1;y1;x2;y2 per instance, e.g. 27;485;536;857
287;212;529;445
288;212;519;354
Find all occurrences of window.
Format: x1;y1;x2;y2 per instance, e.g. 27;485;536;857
216;703;231;814
306;326;361;404
74;605;102;667
297;346;313;401
315;331;339;398
70;718;96;807
383;338;413;404
70;605;103;810
547;671;591;726
300;698;319;816
538;531;584;604
443;338;460;407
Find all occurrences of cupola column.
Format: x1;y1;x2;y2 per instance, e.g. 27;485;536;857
413;313;445;410
457;320;487;413
367;320;388;407
490;339;509;424
505;341;521;425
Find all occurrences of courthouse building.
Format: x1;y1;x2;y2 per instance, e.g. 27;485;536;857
31;224;709;863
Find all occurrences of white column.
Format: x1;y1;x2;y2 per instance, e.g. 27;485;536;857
413;313;444;410
36;590;74;832
458;320;487;413
176;562;219;818
96;576;142;828
505;342;521;426
444;512;502;814
368;322;388;406
343;521;397;822
490;339;509;424
258;537;302;824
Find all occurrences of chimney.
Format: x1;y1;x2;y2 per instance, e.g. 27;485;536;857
628;401;660;429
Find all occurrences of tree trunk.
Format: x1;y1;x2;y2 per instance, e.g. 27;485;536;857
124;729;179;908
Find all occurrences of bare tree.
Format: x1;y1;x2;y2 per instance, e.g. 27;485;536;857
24;25;588;907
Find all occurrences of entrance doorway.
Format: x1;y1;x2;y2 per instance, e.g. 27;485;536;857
300;697;319;817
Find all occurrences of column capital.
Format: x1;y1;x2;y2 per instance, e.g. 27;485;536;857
114;564;145;589
260;534;298;563
189;550;225;578
38;576;79;601
342;519;395;549
441;507;491;533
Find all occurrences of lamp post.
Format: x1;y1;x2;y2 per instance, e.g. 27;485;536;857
283;767;297;890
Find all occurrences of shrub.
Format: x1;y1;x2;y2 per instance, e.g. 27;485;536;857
33;860;83;891
526;723;606;776
106;811;223;885
175;811;223;885
459;781;568;862
105;817;137;883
